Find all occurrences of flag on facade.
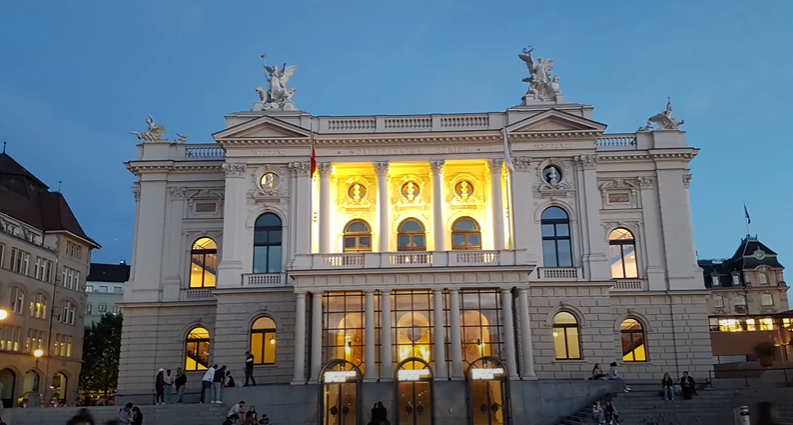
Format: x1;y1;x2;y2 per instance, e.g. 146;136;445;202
744;202;751;225
502;126;514;173
310;124;317;176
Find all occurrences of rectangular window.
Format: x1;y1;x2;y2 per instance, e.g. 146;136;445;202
98;304;107;313
114;286;123;294
25;329;44;352
1;326;22;351
0;243;5;268
28;293;46;319
9;287;24;314
86;303;93;314
61;301;76;325
99;286;108;293
68;269;75;290
74;271;81;290
10;248;30;275
113;305;121;314
86;285;93;292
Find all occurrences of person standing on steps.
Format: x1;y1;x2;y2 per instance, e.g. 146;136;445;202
174;367;187;404
244;351;256;387
163;369;174;404
661;373;675;401
213;365;227;404
201;364;217;404
154;369;166;405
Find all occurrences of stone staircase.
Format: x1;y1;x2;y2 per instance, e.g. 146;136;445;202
0;403;229;425
557;383;793;425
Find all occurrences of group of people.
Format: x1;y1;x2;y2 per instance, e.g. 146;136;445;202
591;362;632;393
661;371;697;401
223;400;270;425
591;400;618;425
154;368;188;405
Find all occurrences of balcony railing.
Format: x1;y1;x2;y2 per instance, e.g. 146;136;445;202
535;267;580;281
596;134;637;151
611;279;646;291
292;250;526;271
180;289;215;301
242;273;290;287
185;144;225;159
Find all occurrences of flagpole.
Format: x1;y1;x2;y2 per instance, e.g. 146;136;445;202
743;202;751;236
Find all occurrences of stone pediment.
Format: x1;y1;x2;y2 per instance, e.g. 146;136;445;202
507;109;606;134
212;115;311;141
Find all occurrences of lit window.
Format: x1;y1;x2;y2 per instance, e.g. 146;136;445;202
185;327;210;371
718;318;743;332
190;237;218;288
86;303;92;314
552;311;581;360
451;217;481;250
343;220;372;253
397;219;426;252
608;228;638;279
250;317;277;365
28;293;47;319
758;273;768;285
253;213;283;274
541;207;572;267
713;295;724;308
758;318;775;331
620;319;646;362
760;294;774;306
86;285;93;293
61;301;76;325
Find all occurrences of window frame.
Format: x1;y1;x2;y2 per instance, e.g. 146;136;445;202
552;311;581;360
250;316;278;365
253;213;283;274
608;228;639;279
541;207;573;268
451;217;482;251
620;318;647;362
342;220;373;253
189;237;218;288
760;293;774;306
184;327;211;371
397;219;427;252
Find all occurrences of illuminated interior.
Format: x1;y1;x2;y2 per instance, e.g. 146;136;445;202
185;327;210;371
620;318;646;362
609;228;638;279
710;317;780;332
189;238;217;288
552;311;581;360
250;317;277;365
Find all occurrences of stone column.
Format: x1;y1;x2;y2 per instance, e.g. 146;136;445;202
576;155;609;280
501;288;519;379
289;162;312;255
432;289;447;380
380;290;393;381
364;290;376;382
449;289;464;379
374;162;390;252
430;160;446;251
318;163;333;254
292;292;307;384
489;159;505;250
310;291;323;383
638;176;666;290
517;288;536;379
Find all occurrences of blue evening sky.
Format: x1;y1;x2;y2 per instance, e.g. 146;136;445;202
0;1;791;275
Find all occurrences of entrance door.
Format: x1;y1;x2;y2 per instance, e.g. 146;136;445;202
395;358;433;425
320;360;362;425
467;357;510;425
0;369;15;408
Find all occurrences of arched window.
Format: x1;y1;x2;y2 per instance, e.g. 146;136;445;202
451;217;481;250
343;220;372;252
250;317;277;365
254;213;283;274
552;311;581;360
760;293;774;306
29;293;47;319
713;295;725;308
397;219;426;251
609;228;638;279
60;301;76;325
185;327;210;371
541;207;572;267
190;237;217;288
620;318;646;362
758;273;768;285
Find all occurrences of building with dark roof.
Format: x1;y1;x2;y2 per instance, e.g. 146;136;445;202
0;151;99;407
85;261;130;324
698;235;790;362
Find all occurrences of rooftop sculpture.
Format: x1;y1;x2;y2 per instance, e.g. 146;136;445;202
130;115;187;143
518;46;563;104
255;54;298;111
640;98;685;131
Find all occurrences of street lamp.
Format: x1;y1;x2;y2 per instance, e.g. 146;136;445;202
33;349;43;392
0;308;7;321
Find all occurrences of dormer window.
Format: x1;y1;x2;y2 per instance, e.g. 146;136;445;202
710;274;720;287
731;272;741;287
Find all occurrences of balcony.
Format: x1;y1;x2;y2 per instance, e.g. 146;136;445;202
180;289;215;301
184;144;225;159
596;134;637;151
610;279;646;291
534;267;581;281
242;273;290;288
291;250;528;271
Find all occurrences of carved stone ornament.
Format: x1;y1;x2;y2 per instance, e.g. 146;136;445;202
130;114;188;144
601;221;641;236
430;160;445;174
131;186;141;202
317;162;333;178
488;158;504;174
392;174;428;211
373;161;390;177
342;176;373;209
222;162;247;177
639;97;684;131
518;46;563;103
447;172;483;209
533;160;573;197
288;161;311;177
254;54;298;111
637;176;656;188
168;187;188;199
513;156;533;172
682;173;692;188
574;154;598;169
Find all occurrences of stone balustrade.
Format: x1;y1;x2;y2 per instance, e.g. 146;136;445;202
291;249;527;270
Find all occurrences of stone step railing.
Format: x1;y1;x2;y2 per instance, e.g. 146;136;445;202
292;250;525;270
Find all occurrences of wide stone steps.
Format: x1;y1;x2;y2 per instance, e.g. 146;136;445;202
1;403;229;425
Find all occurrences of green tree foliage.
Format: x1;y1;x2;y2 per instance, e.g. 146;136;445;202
79;313;123;396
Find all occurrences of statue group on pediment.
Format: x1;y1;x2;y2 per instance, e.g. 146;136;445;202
518;46;563;103
255;54;298;111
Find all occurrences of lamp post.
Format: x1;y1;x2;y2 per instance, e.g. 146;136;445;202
30;349;44;408
0;308;7;321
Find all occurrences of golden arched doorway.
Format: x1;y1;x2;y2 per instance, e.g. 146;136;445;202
466;357;510;425
396;311;431;364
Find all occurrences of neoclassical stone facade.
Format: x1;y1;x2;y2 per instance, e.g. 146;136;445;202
119;80;712;425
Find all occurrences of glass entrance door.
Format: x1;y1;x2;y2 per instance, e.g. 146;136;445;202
397;380;432;425
324;381;359;425
469;379;504;425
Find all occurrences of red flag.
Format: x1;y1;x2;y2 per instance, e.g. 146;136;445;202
309;131;316;176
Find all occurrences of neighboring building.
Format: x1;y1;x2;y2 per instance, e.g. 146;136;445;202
0;151;99;407
85;262;130;324
699;235;790;362
118;52;713;425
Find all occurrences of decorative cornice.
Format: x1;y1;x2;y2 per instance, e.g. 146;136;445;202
513;156;533;172
509;130;603;141
429;160;445;174
222;162;247;177
287;161;311;177
168;187;188;199
637;176;656;188
574;154;598;169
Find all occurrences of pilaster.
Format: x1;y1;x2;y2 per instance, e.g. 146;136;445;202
364;290;376;382
290;162;312;255
501;288;519;379
430;160;446;251
449;289;464;379
432;289;447;379
575;155;609;280
292;292;307;384
129;174;168;302
638;176;667;290
217;163;247;288
489;159;506;250
380;290;393;381
511;157;539;263
318;163;333;254
657;169;700;289
374;162;390;252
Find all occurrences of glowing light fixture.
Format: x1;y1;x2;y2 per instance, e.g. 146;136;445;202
269;337;276;345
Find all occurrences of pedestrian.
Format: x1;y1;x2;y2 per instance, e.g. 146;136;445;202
116;402;134;424
174;367;187;404
226;371;237;387
163;369;174;404
201;364;217;404
213;365;227;403
154;369;166;405
244;351;256;387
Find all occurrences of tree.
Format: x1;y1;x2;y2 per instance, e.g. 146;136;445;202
79;313;123;396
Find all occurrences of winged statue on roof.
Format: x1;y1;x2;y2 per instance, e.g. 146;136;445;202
518;46;561;102
255;54;298;110
639;98;685;131
130;114;166;141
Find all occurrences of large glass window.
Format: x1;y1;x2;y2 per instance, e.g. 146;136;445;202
620;318;646;362
343;220;372;253
552;311;581;360
460;290;503;368
250;317;277;365
397;219;426;252
253;213;283;274
185;327;210;371
609;228;638;279
451;217;481;250
323;292;367;374
541;207;572;267
190;237;217;288
392;291;433;367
